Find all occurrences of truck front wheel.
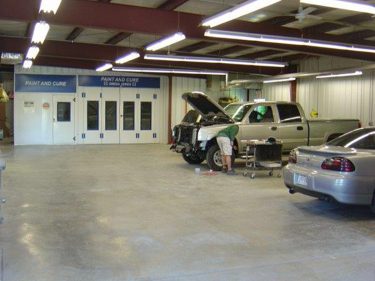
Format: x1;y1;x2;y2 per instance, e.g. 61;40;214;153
182;152;205;164
206;144;235;171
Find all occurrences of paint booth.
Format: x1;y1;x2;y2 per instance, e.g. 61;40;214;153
14;66;206;145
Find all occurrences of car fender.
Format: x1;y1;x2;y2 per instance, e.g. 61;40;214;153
197;124;231;141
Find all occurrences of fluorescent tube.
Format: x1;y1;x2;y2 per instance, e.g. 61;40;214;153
145;32;186;51
115;52;140;64
23;60;33;69
316;71;363;79
144;54;287;68
202;0;281;27
301;0;375;15
26;46;40;59
263;77;295;83
205;29;375;54
112;67;228;76
39;0;62;14
31;21;50;44
96;63;113;72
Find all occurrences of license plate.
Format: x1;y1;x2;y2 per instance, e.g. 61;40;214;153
294;173;307;186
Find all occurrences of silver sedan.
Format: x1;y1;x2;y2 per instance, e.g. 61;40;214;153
283;127;375;212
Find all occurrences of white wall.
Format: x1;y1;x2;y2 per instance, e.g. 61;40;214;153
297;58;375;126
14;93;53;145
298;71;375;125
171;76;206;127
262;82;291;101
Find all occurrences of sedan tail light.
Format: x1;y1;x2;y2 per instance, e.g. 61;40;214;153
288;149;297;164
321;157;355;172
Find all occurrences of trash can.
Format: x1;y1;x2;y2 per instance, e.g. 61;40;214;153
0;159;6;223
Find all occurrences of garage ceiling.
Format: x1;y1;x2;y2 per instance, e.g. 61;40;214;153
1;0;375;76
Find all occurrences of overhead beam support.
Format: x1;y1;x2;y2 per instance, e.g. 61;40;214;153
158;0;189;10
66;27;84;41
105;32;132;45
2;0;375;62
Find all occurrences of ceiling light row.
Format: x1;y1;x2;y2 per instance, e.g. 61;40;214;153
96;52;286;72
201;0;375;29
144;54;287;68
205;29;375;54
112;67;228;76
23;1;62;69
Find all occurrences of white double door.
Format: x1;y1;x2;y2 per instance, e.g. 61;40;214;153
82;88;159;144
82;87;119;144
120;89;159;144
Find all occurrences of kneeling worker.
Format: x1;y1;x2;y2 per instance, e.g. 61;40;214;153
216;124;239;175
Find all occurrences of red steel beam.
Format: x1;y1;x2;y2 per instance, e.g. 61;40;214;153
0;36;286;75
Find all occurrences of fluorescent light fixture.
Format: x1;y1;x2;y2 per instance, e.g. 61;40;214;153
112;67;228;76
145;32;186;51
23;60;33;69
115;52;140;64
144;54;287;68
202;0;281;27
31;21;50;44
301;0;375;15
96;63;113;72
26;46;40;59
263;77;296;83
316;71;363;79
39;0;62;14
205;29;375;54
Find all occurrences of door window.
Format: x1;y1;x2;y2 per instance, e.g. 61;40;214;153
123;101;135;131
248;105;274;123
277;104;302;123
105;101;117;130
141;102;152;130
87;101;99;130
57;102;71;122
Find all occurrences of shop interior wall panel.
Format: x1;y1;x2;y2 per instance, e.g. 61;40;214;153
262;83;291;102
14;93;53;145
171;77;206;128
298;71;374;126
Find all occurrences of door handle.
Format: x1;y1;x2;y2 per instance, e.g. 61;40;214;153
297;126;304;131
271;126;277;131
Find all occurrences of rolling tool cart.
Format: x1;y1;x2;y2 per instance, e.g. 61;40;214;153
241;138;282;179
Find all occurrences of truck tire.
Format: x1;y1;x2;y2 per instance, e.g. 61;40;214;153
182;152;205;164
206;144;235;171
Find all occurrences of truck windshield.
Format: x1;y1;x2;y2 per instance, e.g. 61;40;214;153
224;103;252;122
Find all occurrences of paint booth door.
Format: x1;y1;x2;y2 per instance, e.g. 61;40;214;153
83;88;120;144
53;94;75;144
100;88;120;144
120;89;160;144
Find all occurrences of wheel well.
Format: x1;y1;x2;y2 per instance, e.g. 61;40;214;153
205;138;239;157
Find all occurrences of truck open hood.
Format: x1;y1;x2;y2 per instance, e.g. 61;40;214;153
182;91;233;122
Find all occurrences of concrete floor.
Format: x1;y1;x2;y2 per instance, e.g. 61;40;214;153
0;144;374;281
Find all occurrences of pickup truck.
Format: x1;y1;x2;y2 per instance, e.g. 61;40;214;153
170;91;360;171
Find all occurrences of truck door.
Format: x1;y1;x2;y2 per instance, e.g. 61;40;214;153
276;103;308;150
239;104;278;154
